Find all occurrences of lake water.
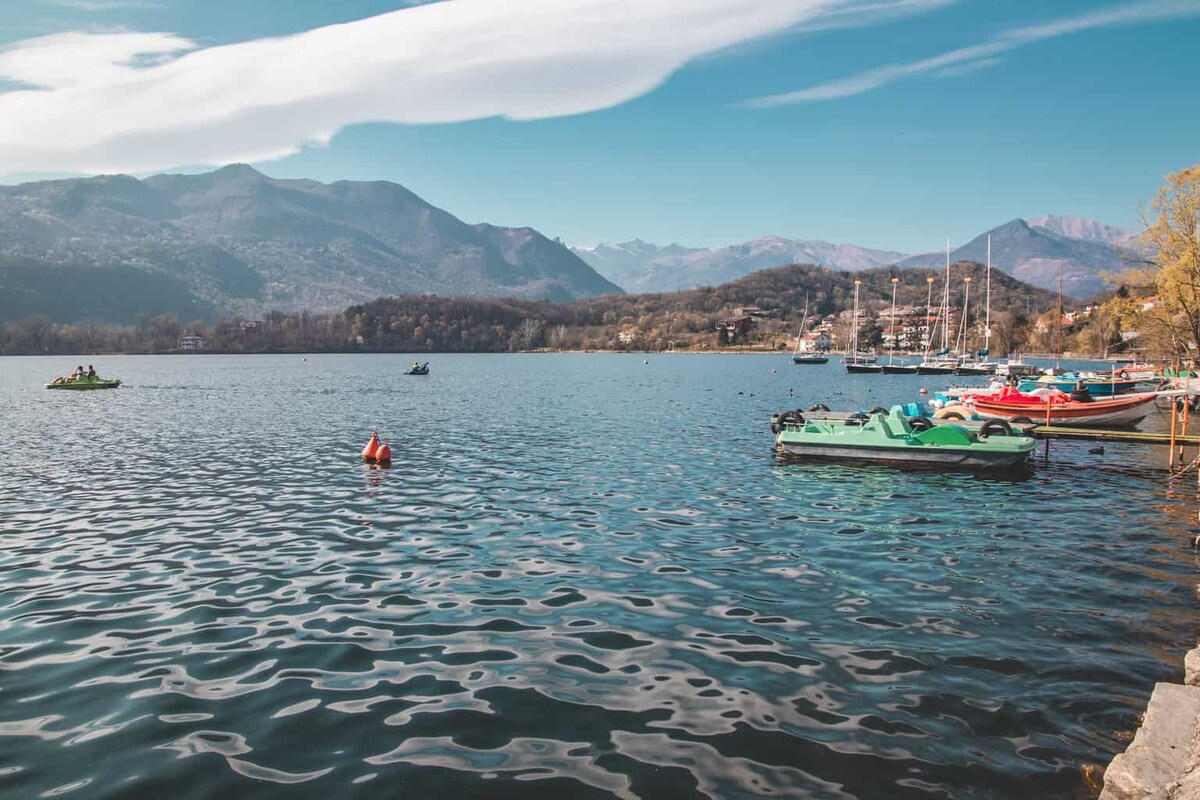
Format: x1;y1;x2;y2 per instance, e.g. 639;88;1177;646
1;353;1196;799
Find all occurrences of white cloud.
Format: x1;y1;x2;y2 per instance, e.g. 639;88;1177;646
745;0;1200;107
0;0;948;175
40;0;163;10
933;56;1002;79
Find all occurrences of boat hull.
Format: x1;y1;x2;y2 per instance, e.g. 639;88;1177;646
971;392;1157;428
773;411;1035;472
776;440;1031;469
1017;378;1142;396
46;379;121;390
792;356;829;364
846;364;883;374
880;365;919;375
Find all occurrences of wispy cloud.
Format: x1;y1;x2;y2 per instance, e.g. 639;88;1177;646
40;0;163;10
933;56;1002;79
0;0;949;175
745;0;1200;107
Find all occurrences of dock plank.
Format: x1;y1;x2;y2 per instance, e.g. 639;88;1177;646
1030;426;1200;445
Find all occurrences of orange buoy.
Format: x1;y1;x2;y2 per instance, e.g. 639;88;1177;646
919;387;928;395
362;432;380;462
375;443;392;464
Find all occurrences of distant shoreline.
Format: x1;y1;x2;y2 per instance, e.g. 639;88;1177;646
4;348;1125;361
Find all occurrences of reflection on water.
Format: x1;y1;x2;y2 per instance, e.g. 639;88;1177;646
0;354;1195;799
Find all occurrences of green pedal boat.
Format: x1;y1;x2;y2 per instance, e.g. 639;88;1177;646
771;406;1035;470
46;376;121;390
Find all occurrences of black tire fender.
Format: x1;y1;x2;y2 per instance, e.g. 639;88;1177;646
868;406;889;416
778;410;805;429
980;419;1014;438
845;412;869;426
807;403;831;412
908;415;934;432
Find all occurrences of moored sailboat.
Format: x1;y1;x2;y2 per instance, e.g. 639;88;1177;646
792;293;829;365
955;235;997;375
916;241;959;374
843;279;881;373
881;276;918;374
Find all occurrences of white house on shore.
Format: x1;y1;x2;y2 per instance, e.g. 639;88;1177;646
177;334;206;351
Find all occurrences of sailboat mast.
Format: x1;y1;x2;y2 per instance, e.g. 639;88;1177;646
852;279;861;355
1055;263;1063;369
795;292;809;356
889;277;899;365
959;276;972;354
924;276;935;358
985;234;992;347
942;238;951;352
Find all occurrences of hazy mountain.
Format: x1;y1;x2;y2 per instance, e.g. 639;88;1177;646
1027;214;1140;248
0;164;621;323
897;218;1140;298
573;235;908;294
584;215;1142;299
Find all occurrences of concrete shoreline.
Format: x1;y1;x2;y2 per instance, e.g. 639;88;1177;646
1100;645;1200;798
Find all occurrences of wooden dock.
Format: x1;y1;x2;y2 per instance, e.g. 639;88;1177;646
1030;426;1200;446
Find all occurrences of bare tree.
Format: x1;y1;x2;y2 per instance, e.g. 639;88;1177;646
520;318;542;350
554;323;567;350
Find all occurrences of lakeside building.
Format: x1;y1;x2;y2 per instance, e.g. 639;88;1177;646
177;334;206;351
617;328;640;345
799;331;832;351
716;316;754;345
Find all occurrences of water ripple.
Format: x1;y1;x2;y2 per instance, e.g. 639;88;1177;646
0;354;1196;798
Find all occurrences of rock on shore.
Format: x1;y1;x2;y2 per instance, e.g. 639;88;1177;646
1101;648;1200;799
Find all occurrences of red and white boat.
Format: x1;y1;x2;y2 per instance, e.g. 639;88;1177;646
965;387;1157;428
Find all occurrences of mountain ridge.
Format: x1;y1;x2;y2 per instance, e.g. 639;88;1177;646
0;165;621;323
574;216;1141;298
573;235;908;295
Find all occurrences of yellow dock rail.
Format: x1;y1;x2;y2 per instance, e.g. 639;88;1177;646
1030;427;1200;446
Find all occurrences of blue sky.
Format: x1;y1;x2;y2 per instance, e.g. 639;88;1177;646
0;0;1197;253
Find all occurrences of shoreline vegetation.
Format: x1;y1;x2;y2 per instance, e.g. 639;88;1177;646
0;347;1125;361
1;262;1097;358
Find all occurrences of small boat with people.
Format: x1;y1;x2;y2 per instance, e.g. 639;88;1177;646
47;364;120;390
406;362;430;376
771;405;1035;470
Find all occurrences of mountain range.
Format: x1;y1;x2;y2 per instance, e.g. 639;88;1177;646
574;215;1144;299
574;237;908;295
0;165;620;323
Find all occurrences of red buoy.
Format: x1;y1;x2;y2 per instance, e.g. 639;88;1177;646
375;443;392;464
362;432;380;462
